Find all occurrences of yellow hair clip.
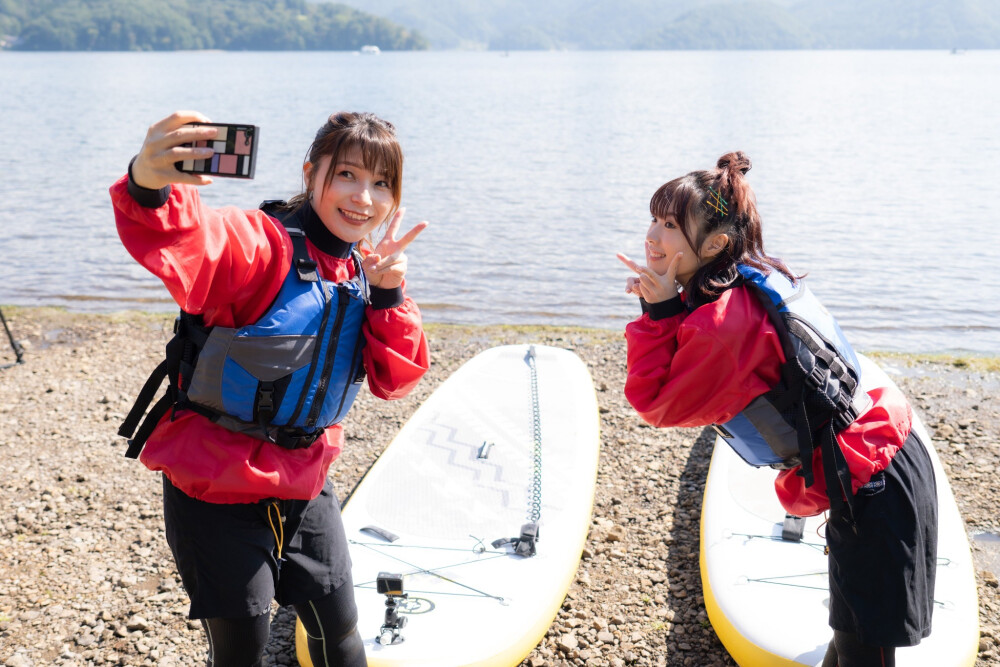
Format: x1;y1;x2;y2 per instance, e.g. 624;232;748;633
707;186;729;219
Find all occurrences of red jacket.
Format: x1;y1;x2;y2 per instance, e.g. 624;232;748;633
110;176;429;504
624;286;911;517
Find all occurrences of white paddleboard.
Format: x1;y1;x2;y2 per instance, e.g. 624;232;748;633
297;344;601;667
700;353;979;666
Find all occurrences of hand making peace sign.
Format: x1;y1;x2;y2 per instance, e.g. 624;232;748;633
616;251;684;304
362;207;428;290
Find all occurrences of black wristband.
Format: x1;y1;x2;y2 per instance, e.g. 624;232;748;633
127;156;171;208
369;286;404;310
644;295;685;321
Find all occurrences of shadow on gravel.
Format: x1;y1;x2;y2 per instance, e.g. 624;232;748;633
667;426;735;667
264;605;298;666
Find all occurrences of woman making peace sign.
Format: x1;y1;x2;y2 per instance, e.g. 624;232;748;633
110;110;430;667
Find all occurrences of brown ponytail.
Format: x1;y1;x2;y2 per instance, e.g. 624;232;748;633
715;151;753;223
649;151;795;307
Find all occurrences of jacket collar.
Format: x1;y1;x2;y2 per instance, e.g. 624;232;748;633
300;201;353;259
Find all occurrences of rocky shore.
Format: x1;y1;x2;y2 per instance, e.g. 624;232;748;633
0;307;997;666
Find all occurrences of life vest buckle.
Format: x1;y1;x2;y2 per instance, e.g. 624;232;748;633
257;386;274;413
296;258;319;282
272;427;323;450
805;364;827;390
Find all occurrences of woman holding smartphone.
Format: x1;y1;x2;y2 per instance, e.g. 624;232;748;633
110;110;429;667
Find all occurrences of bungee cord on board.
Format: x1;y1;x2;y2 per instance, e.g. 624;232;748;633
350;539;508;603
491;345;544;557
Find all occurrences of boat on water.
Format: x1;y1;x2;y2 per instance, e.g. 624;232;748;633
360;45;381;55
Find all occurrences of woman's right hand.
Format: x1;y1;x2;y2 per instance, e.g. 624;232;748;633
616;251;683;303
130;111;219;190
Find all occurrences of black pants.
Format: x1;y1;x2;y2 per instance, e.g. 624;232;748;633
162;475;365;665
162;476;352;618
821;629;896;667
826;431;938;648
201;585;365;667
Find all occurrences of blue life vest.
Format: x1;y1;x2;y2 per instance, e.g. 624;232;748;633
120;202;369;457
711;264;872;519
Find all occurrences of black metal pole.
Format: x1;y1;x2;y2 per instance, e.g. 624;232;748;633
0;306;24;365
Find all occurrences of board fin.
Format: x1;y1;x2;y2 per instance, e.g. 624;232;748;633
781;514;806;542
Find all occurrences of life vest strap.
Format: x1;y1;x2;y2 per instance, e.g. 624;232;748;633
819;420;859;532
285;226;320;283
793;388;816;487
124;392;173;459
118;359;169;440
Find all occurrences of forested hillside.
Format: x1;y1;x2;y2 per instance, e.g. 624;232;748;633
0;0;428;50
3;0;994;51
322;0;1000;49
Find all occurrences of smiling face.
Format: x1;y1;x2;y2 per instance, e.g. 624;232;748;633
305;148;395;244
645;213;703;286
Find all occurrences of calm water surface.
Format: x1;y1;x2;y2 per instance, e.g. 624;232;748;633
0;50;997;354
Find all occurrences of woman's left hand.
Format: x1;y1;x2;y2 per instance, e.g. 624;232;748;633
362;207;428;290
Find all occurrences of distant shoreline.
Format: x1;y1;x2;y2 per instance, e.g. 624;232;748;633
1;47;994;53
2;305;997;371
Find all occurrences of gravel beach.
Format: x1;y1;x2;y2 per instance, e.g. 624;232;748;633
0;307;997;667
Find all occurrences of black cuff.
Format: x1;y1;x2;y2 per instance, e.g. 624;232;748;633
369;286;404;310
644;296;685;321
127;156;171;208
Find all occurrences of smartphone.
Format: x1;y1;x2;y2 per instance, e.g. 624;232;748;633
175;122;258;179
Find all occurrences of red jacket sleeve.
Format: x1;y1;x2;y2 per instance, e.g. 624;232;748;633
110;175;291;327
623;288;785;428
362;284;430;400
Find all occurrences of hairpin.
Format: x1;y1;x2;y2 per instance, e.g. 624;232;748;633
706;186;729;219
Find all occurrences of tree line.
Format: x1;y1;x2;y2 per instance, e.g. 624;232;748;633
0;0;429;51
331;0;1000;50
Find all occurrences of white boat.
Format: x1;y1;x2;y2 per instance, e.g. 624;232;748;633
360;45;381;55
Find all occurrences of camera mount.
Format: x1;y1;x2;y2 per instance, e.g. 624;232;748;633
376;572;408;646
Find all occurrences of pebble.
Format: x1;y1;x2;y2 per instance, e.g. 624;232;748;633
557;633;579;652
0;311;998;667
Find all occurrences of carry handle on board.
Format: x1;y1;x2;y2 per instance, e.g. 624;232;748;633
491;522;540;557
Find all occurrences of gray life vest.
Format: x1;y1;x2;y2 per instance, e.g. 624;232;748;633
711;264;872;521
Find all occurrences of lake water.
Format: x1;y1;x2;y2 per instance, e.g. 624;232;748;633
0;50;997;354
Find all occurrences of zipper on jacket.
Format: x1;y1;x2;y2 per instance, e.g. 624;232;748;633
287;279;333;427
306;284;349;428
334;302;368;420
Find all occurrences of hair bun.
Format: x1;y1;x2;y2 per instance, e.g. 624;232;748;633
717;151;751;175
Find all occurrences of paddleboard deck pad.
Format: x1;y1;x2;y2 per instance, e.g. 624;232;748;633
297;344;601;667
700;353;979;666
